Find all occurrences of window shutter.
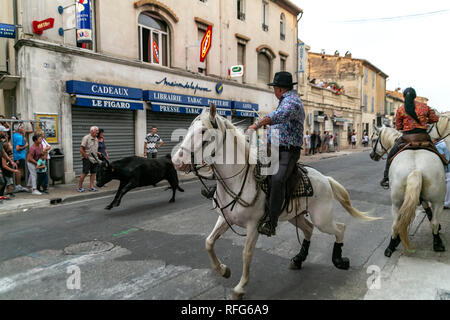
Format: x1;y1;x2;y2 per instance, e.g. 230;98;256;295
258;53;270;83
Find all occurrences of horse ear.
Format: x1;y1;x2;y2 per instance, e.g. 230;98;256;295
209;102;216;123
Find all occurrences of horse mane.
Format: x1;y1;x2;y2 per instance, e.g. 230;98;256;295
381;126;402;149
198;110;257;163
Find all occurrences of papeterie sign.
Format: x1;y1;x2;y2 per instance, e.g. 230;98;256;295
0;23;16;39
76;0;92;42
200;25;212;62
32;18;55;35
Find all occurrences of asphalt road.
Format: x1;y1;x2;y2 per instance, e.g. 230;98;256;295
0;150;397;300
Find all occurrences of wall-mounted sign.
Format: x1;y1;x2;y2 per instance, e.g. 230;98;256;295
215;83;223;94
298;42;305;73
0;23;16;39
228;65;244;77
73;95;144;110
144;90;232;109
155;77;211;94
151;103;231;116
200;25;212;63
152;41;160;64
232;101;258;111
36;114;58;144
76;0;92;42
32;18;55;35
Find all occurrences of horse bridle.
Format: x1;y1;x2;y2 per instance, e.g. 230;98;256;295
427;122;450;141
372;129;389;160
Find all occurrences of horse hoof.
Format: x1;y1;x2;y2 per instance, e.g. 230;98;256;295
223;267;231;279
384;248;393;257
289;258;302;270
433;243;446;252
333;257;350;270
231;292;244;300
169;199;175;203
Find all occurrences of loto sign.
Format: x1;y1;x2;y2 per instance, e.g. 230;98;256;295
32;18;55;35
200;25;212;62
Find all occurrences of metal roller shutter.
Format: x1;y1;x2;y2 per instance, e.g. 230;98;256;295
146;111;198;157
72;107;135;175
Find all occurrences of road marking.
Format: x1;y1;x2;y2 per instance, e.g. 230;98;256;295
112;228;139;237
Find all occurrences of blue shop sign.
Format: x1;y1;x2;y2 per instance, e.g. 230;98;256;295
0;23;16;39
144;90;232;109
75;95;143;110
66;80;143;100
235;110;258;118
232;101;259;111
151;103;231;116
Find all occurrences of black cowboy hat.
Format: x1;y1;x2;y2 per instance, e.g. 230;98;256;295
267;71;297;87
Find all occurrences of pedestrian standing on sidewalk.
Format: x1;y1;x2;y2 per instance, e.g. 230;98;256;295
329;133;334;152
144;126;163;159
36;151;49;194
334;132;340;152
97;129;109;160
316;132;322;153
78;126;101;192
310;131;316;155
12;124;28;192
27;134;44;195
351;130;357;149
304;131;311;156
2;143;19;198
362;131;369;147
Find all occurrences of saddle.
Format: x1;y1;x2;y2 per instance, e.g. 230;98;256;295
388;133;449;166
254;162;314;199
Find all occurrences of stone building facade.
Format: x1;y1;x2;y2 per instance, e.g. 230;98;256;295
0;0;302;182
306;51;388;140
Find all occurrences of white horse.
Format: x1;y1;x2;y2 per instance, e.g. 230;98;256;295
369;126;446;256
428;114;450;148
172;104;378;300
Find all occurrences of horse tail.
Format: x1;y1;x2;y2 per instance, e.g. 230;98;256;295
327;177;379;221
394;170;422;251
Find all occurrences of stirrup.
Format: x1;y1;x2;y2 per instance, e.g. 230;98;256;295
258;221;276;237
380;179;389;189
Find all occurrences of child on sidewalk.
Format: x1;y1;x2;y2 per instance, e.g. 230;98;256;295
1;143;19;199
36;151;49;194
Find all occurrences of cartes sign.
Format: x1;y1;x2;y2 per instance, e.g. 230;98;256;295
32;18;55;35
200;25;212;63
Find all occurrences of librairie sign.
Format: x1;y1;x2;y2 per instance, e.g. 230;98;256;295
0;23;16;39
32;18;55;35
144;90;231;109
66;80;143;110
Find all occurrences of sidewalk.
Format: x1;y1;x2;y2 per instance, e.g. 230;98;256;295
0;147;370;216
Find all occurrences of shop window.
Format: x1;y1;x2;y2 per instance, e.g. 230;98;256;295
237;0;246;20
262;1;269;31
138;13;169;67
258;52;271;84
280;14;286;40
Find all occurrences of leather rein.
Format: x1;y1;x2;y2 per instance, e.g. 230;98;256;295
427;123;450;141
372;130;390;160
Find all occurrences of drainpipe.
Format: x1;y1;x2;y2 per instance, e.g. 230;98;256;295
296;11;303;93
12;0;19;116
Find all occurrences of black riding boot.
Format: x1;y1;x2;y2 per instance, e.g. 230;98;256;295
380;138;404;189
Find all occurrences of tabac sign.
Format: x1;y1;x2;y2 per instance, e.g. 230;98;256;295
200;25;212;63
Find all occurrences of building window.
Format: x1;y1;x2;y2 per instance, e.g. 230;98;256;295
237;43;246;81
262;1;269;31
258;52;271;84
138;13;169;67
76;0;96;51
372;72;375;88
380;78;383;89
280;55;287;71
371;96;374;113
364;68;368;84
280;14;286;40
237;0;245;20
380;101;383;114
364;94;368;112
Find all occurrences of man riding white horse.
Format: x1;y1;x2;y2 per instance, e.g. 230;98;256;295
247;71;304;237
380;87;439;189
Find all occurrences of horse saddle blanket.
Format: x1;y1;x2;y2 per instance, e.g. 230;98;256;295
254;162;314;198
389;134;448;167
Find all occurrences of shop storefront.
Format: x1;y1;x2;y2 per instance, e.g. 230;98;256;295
231;101;258;129
66;80;143;174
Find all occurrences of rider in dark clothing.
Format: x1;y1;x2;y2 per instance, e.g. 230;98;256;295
380;87;439;188
248;72;305;237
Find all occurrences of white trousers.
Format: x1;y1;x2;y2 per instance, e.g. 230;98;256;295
27;161;37;190
445;172;450;208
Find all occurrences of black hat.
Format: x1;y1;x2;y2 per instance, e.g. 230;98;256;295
267;71;297;87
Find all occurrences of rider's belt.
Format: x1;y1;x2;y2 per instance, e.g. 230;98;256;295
279;145;301;152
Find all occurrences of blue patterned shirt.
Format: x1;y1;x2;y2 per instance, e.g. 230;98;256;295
435;140;450;172
267;90;305;147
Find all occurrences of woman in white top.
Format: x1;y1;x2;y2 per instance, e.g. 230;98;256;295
36;129;51;159
304;131;311;156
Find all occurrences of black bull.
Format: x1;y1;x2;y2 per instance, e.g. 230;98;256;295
96;155;184;210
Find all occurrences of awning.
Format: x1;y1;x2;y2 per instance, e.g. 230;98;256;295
71;94;144;110
0;75;20;90
151;102;231;116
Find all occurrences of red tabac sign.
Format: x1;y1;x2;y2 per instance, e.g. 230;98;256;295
32;18;55;35
200;25;212;63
